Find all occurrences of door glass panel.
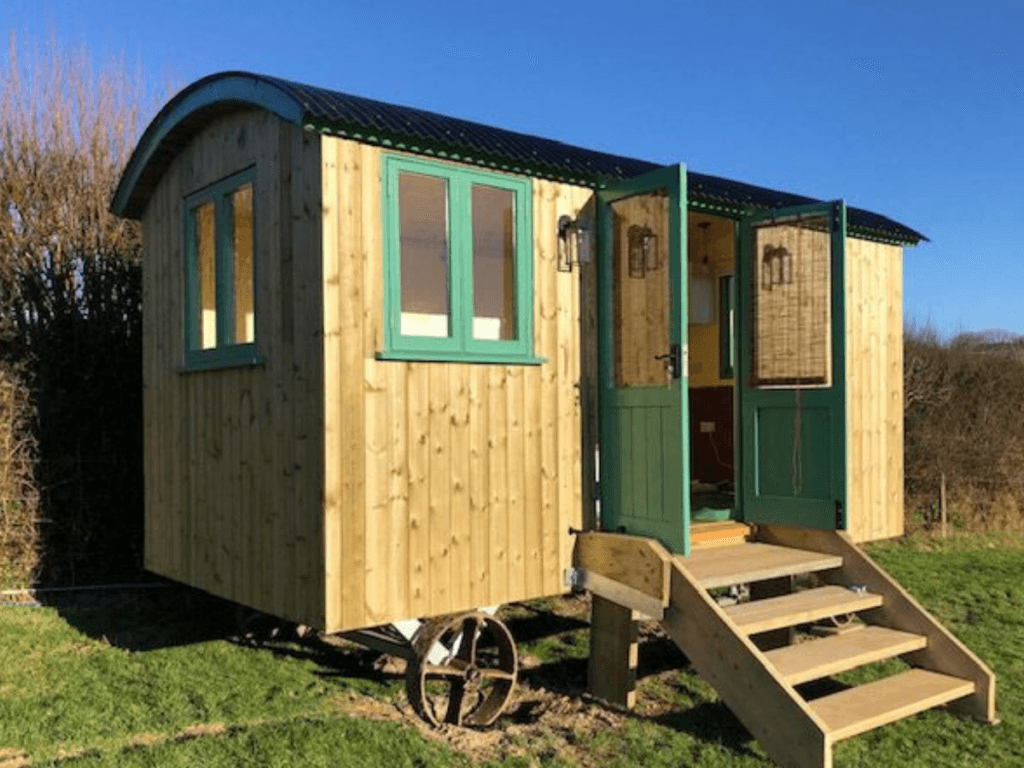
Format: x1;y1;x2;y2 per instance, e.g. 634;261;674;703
751;215;831;387
399;172;450;338
471;184;516;340
610;190;671;387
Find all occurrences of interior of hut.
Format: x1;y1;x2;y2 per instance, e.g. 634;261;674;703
687;212;737;521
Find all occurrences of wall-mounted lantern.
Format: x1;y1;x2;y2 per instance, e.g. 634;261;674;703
761;244;793;291
627;224;658;278
690;221;715;325
557;214;593;272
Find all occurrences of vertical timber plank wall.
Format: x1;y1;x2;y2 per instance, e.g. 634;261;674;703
845;238;904;542
142;110;326;627
321;137;589;633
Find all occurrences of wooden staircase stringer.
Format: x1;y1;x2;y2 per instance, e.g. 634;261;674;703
756;524;998;724
663;557;833;768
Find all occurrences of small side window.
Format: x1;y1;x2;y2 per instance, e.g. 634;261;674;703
184;168;261;370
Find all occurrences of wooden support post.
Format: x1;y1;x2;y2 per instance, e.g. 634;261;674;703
588;594;639;709
749;575;794;651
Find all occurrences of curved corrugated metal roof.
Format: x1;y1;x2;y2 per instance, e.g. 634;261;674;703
111;71;925;244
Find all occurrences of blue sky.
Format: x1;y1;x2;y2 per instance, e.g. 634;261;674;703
5;0;1023;337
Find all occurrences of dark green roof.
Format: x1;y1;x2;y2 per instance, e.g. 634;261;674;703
112;71;925;244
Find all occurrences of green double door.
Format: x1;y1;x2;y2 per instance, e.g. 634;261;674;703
598;171;848;554
597;165;690;555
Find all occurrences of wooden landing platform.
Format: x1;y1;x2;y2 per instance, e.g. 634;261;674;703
690;520;750;550
680;542;843;590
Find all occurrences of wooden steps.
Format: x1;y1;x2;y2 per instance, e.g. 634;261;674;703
725;585;883;635
690;520;750;550
765;626;927;685
681;542;842;589
809;669;976;742
578;530;996;768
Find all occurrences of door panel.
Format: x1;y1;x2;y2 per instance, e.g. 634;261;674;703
738;202;847;530
598;165;689;554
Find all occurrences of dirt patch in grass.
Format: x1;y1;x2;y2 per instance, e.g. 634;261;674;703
338;676;632;766
0;748;30;768
331;596;697;767
175;723;227;741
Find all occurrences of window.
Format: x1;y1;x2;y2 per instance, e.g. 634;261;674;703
382;155;537;363
719;274;735;380
183;167;261;370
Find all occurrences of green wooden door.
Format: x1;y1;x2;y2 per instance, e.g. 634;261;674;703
737;201;848;530
598;165;690;555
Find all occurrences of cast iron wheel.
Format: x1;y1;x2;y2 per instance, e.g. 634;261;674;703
406;612;517;727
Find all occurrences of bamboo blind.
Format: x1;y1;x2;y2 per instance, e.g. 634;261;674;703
752;219;831;386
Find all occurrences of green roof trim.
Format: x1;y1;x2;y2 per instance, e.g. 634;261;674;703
111;71;926;246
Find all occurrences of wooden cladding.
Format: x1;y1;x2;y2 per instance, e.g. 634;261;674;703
143;114;588;634
143;110;326;627
845;238;904;543
321;137;588;632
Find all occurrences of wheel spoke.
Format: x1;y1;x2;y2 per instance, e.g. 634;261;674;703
445;679;467;725
477;668;516;681
422;662;467;679
456;616;481;663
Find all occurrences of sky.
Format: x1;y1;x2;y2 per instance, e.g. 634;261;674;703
4;0;1023;338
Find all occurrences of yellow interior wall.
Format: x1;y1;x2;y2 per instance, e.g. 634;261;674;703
687;212;736;389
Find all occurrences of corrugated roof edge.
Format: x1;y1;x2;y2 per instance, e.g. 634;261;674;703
111;71;926;245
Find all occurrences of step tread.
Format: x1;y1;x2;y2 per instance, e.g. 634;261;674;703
724;585;883;635
764;626;927;685
810;669;975;741
681;543;843;590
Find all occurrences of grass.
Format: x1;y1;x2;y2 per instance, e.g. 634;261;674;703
1;532;1021;767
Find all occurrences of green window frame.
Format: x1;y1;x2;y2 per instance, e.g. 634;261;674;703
380;155;540;364
183;167;263;371
719;273;735;380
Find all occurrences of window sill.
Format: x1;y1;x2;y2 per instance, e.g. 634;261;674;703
376;349;546;366
181;345;265;373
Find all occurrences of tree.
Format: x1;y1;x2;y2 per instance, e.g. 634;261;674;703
0;30;169;584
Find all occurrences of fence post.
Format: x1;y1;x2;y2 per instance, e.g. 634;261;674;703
940;472;948;538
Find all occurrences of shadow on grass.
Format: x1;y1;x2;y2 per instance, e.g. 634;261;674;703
41;587;766;758
39;583;260;651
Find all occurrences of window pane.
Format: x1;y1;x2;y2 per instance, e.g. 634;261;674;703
193;201;217;350
399;172;450;338
471;185;516;340
232;183;254;344
610;190;670;387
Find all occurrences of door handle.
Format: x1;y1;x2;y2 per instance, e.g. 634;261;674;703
654;343;682;380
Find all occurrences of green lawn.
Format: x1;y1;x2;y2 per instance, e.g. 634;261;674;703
0;532;1020;767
